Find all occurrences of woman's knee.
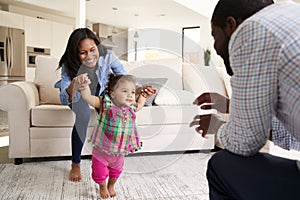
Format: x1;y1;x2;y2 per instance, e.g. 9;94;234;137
72;99;91;122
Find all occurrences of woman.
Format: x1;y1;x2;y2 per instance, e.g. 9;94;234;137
56;28;127;182
56;28;155;182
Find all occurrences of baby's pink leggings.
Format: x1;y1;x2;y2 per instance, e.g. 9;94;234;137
92;148;124;184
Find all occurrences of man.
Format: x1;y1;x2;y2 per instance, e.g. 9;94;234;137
190;0;300;199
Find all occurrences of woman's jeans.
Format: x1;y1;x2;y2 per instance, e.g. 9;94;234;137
69;97;91;164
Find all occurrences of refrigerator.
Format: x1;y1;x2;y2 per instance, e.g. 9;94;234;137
0;26;25;87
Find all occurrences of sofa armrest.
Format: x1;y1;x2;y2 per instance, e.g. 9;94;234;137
0;81;39;158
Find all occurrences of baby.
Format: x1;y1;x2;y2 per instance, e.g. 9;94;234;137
78;73;156;199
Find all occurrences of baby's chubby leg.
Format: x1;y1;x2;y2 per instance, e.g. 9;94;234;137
92;151;110;199
107;155;124;197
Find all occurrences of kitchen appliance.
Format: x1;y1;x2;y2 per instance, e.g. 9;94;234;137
27;46;50;68
0;26;25;87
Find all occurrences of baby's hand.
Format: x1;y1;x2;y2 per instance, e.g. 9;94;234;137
141;85;157;98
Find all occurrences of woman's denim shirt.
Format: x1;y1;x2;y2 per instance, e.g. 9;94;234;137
55;50;126;105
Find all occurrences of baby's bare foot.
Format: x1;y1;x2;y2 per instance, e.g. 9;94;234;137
69;163;82;182
108;178;117;197
108;185;116;197
99;183;110;199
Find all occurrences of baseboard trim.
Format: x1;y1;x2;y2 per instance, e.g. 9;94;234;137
11;149;212;164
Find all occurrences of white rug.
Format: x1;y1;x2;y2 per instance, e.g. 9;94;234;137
0;152;212;200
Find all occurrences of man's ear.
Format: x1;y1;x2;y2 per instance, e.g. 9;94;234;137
224;16;238;36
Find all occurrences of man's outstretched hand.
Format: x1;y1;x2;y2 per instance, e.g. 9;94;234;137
189;114;225;138
193;92;230;114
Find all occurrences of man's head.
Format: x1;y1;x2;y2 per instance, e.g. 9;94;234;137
211;0;274;76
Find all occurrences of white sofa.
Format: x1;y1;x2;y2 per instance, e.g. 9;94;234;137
0;55;231;164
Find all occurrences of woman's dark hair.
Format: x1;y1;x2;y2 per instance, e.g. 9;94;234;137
211;0;274;28
57;28;107;79
106;74;135;96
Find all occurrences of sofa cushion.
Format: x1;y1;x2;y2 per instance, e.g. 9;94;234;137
154;88;195;106
121;58;183;90
30;126;94;157
182;64;228;97
34;55;61;105
31;105;97;127
136;105;200;125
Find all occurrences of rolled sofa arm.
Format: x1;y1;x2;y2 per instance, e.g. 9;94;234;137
0;81;39;158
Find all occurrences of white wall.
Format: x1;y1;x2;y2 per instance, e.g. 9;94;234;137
4;1;223;67
127;28;182;62
126;15;223;67
173;0;219;18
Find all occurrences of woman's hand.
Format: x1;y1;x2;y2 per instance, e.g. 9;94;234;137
73;73;91;91
66;73;90;102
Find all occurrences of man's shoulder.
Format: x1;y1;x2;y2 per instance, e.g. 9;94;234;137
250;2;298;22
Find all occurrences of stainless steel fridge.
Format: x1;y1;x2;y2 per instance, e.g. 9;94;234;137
0;26;25;87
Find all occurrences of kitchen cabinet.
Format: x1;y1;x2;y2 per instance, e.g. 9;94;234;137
0;11;73;57
0;10;24;29
24;16;51;48
0;10;74;81
24;16;74;57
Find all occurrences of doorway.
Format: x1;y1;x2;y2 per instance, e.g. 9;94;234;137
182;26;202;64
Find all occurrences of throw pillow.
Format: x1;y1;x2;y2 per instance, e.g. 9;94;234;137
182;64;227;97
135;77;168;106
34;55;61;105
